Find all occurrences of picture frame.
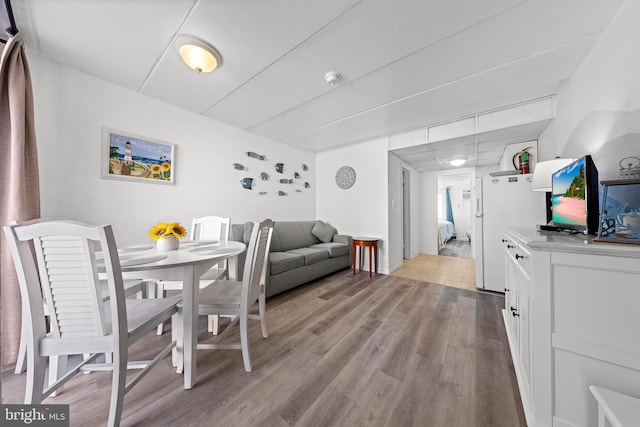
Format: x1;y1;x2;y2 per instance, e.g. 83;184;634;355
102;128;175;185
594;178;640;245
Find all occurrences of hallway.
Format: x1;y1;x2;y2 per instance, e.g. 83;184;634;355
391;253;476;292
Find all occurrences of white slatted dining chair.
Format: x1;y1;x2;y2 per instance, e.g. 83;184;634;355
156;216;231;335
14;226;149;381
4;219;181;427
14;275;148;382
175;219;274;373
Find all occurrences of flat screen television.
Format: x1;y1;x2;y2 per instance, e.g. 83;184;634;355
550;155;599;234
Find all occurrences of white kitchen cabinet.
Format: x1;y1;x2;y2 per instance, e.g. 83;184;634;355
502;233;534;424
503;228;640;427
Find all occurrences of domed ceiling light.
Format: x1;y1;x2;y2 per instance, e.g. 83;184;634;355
174;35;221;73
449;157;467;167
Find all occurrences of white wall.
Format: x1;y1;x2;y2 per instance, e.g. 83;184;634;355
387;153;420;272
539;0;640;178
419;171;439;255
387;153;403;272
29;54;315;246
408;162;421;258
316;138;390;273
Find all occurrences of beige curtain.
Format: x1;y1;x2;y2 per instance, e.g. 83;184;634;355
0;34;40;371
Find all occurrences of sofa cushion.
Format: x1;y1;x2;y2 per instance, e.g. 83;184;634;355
311;221;337;243
309;242;349;258
269;252;304;275
270;222;320;252
287;248;330;266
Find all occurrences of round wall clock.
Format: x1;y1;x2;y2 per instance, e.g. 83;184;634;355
335;166;356;189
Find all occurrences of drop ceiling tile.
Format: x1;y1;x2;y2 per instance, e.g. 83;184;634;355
278;35;595;152
141;0;361;112
205;0;521;130
248;0;610;142
25;0;194;90
394;118;550;172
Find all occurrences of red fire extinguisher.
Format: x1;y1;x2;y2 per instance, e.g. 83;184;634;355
513;147;532;174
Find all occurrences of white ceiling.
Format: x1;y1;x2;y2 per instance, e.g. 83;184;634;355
11;0;623;171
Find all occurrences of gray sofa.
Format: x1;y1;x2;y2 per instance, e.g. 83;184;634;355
230;220;352;297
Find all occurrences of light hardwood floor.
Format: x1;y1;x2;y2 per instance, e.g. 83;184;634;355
2;270;524;426
392;254;476;292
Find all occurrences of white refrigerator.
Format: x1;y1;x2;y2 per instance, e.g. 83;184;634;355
474;174;546;292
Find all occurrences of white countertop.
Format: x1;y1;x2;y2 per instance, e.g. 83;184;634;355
505;227;640;258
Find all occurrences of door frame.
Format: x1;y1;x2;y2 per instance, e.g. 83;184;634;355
402;168;411;259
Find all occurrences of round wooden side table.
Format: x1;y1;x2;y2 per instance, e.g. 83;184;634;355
352;237;379;277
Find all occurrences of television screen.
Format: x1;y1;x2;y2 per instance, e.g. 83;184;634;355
551;155;599;234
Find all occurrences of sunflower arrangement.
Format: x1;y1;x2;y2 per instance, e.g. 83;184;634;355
148;222;187;240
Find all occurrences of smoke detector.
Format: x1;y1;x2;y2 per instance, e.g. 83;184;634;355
325;71;341;86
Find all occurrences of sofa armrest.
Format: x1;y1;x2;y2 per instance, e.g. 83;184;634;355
333;234;351;245
333;234;352;259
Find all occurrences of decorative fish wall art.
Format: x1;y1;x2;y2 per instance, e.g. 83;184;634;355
240;177;254;189
234;152;311;196
247;151;266;160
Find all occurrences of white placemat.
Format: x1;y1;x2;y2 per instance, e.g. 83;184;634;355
118;244;154;253
119;254;167;267
180;240;219;247
189;247;234;256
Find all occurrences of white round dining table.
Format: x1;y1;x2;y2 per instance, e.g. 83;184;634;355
117;240;246;389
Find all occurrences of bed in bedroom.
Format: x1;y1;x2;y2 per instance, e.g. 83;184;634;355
438;219;456;249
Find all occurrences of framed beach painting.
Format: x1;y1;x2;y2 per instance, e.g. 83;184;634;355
102;128;175;185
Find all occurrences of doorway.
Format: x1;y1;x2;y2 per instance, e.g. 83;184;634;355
436;174;473;259
391;170;476;291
